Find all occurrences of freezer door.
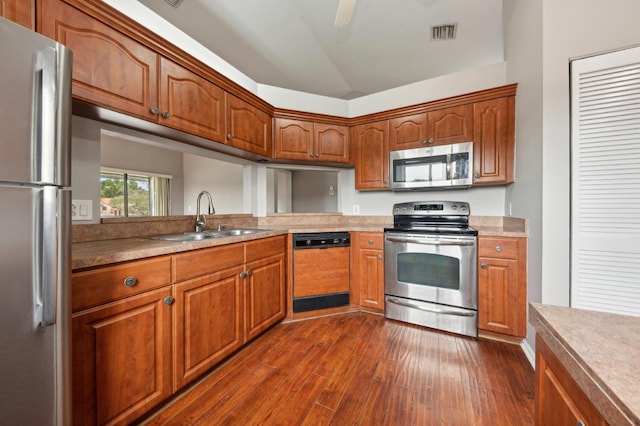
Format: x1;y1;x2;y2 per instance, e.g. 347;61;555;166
0;185;71;425
0;17;72;186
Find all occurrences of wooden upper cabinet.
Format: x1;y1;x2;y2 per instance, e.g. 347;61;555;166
225;93;272;157
389;105;473;151
274;118;314;161
38;0;159;121
1;0;34;29
351;120;390;190
473;97;515;185
159;57;225;142
274;118;349;163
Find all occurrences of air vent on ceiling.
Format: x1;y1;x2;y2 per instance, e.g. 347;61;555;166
164;0;184;8
430;23;458;41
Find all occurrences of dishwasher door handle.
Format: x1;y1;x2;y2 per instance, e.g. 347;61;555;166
387;298;476;317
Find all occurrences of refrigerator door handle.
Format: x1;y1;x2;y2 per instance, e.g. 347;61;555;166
34;46;58;185
37;187;62;327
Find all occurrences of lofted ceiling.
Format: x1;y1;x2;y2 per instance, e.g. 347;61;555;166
137;0;504;100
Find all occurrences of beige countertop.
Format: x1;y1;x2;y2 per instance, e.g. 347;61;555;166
72;217;528;270
529;303;640;425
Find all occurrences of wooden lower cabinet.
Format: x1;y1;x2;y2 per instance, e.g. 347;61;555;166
535;335;607;425
173;265;244;391
72;287;172;426
244;253;285;342
1;0;34;29
351;232;385;311
478;236;527;338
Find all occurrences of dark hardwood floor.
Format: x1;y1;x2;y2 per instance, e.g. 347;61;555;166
140;312;535;425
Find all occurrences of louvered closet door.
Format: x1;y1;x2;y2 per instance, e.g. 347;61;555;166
571;46;640;316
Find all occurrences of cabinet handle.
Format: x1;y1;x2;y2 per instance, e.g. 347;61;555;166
481;264;487;269
314;153;320;158
495;246;502;252
309;152;315;158
428;137;434;144
239;272;246;279
246;269;253;277
368;239;374;245
474;172;480;179
421;139;427;145
163;296;174;305
227;133;233;140
577;422;585;426
377;254;383;260
123;276;137;287
162;111;170;119
150;106;159;115
384;179;388;184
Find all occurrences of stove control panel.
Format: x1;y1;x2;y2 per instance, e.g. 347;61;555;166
392;201;470;216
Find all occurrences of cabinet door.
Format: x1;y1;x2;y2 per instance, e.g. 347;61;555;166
427;104;474;145
358;248;384;310
225;93;272;157
159;57;225;142
351;120;390;190
473;97;515;184
72;287;172;426
315;123;350;163
173;265;244;391
1;0;34;29
244;254;285;342
389;113;428;151
273;118;314;161
38;0;159;121
535;335;607;426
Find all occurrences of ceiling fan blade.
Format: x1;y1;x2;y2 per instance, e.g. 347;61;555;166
335;0;357;27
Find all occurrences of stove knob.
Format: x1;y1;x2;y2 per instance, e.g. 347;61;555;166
305;240;311;246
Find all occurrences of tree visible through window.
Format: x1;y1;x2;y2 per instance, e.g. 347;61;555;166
100;170;170;217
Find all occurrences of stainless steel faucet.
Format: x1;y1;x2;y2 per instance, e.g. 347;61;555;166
195;191;215;232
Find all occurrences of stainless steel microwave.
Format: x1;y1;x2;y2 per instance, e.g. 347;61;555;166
389;142;473;190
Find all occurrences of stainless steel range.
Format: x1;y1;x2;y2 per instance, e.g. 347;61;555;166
384;201;478;338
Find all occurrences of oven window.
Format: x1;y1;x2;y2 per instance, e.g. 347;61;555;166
396;253;460;290
393;155;448;183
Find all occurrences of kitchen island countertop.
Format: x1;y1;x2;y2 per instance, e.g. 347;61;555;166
530;303;640;425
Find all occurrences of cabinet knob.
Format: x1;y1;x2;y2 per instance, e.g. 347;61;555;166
495;246;502;252
481;264;487;269
377;254;383;260
227;133;233;140
474;172;480;179
163;296;174;305
162;111;170;119
384;179;388;184
239;272;246;279
123;276;137;287
421;139;427;145
309;152;315;158
428;138;434;144
368;239;374;245
314;153;320;158
150;106;159;115
246;269;253;277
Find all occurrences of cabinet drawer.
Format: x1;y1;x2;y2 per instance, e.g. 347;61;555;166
478;237;521;259
357;233;383;250
246;235;285;263
72;256;172;312
173;243;244;282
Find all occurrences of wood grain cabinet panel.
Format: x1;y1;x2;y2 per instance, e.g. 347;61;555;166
244;253;285;342
274;119;350;163
314;122;350;163
535;335;607;425
351;120;390;190
351;232;384;311
478;236;527;337
38;0;159;121
427;104;474;145
173;265;244;392
225;92;272;157
72;287;172;426
159;57;225;142
1;0;34;29
389;113;428;151
473;97;515;185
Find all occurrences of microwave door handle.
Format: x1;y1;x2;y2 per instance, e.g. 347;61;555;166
387;298;476;317
446;153;452;180
385;236;475;246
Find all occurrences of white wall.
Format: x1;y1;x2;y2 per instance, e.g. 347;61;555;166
540;0;640;307
291;170;338;213
183;154;244;215
71;116;101;224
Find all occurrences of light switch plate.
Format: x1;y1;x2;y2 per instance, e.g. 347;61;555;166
72;199;93;221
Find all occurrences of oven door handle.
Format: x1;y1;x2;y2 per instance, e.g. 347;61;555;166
387;298;476;317
385;236;476;246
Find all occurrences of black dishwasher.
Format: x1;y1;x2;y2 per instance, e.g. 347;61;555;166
292;232;350;313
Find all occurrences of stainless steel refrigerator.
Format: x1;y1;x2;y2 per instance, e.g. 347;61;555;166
0;17;73;425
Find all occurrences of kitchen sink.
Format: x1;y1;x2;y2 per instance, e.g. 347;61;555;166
149;228;268;242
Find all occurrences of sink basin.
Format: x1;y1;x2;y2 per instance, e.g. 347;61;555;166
149;228;268;242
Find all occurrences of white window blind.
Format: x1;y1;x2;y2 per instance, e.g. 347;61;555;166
571;46;640;316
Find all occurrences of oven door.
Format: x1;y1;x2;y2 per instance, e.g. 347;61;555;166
384;232;477;310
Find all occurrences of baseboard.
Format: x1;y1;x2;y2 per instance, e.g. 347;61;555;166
520;338;535;369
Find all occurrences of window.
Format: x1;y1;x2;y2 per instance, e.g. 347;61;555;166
100;169;171;218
